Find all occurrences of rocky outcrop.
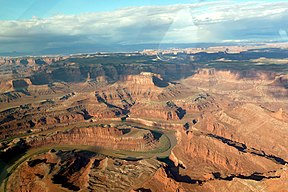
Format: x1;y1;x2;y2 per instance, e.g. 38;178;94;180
27;126;158;152
7;150;162;192
0;57;63;66
172;130;282;181
137;166;186;192
0;110;86;139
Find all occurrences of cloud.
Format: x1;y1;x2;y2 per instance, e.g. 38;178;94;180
0;1;288;54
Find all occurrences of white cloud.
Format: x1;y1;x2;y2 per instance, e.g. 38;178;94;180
0;1;288;53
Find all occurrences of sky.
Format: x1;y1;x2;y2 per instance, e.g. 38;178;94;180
0;0;287;55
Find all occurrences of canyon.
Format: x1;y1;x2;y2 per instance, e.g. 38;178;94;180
0;48;288;192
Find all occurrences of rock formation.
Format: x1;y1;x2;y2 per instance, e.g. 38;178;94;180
1;50;288;192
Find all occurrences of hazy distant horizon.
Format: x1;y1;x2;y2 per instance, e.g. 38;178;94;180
0;42;250;57
3;41;288;57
